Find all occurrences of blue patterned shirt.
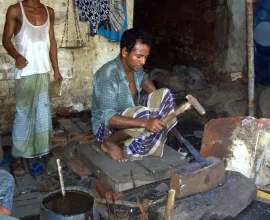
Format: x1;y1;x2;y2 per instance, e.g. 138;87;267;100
91;55;148;134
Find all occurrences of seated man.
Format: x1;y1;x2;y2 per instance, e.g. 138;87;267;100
91;28;177;162
0;169;18;219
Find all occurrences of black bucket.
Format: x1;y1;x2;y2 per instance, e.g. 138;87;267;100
40;186;94;220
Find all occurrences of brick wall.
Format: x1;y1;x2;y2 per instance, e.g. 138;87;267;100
134;0;217;71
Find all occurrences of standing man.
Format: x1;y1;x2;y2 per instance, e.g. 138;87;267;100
91;28;177;162
2;0;62;175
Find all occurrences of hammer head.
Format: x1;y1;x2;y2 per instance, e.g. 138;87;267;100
186;94;206;115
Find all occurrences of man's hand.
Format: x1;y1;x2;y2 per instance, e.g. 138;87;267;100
15;54;28;70
144;119;166;133
54;72;63;85
0;205;11;216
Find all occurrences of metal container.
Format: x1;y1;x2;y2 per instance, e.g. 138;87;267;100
40;186;94;220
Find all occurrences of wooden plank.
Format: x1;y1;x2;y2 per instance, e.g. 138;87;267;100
70;118;90;133
58;119;82;134
14;173;37;193
76;142;189;192
77;143;148;181
136;145;189;173
12;192;47;218
52;146;92;176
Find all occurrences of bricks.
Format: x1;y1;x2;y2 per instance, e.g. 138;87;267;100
170;157;225;199
134;0;217;67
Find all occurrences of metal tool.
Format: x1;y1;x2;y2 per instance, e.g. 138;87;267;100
172;128;208;163
167;94;225;200
56;159;66;196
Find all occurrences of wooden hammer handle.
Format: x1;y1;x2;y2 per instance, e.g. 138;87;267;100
165;189;176;220
162;102;191;124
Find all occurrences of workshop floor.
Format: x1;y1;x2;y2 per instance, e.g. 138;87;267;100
2;111;270;219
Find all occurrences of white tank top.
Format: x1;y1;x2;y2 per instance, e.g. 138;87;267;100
14;2;51;79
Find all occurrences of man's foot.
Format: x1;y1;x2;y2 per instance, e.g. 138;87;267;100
101;141;128;162
9;158;26;176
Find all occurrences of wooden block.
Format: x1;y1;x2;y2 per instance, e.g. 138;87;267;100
76;142;189;192
137;146;188;173
12;192;47;218
58;119;82;134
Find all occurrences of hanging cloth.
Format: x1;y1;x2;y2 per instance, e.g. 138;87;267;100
98;0;128;42
76;0;110;36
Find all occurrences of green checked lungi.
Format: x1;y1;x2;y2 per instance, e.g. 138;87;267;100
12;73;53;158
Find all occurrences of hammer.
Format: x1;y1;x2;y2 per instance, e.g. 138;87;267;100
163;95;225;200
162;94;205;124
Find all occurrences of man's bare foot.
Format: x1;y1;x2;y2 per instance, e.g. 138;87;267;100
101;141;128;162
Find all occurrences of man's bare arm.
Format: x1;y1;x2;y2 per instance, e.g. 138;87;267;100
142;78;157;93
109;114;165;133
2;6;19;59
48;7;62;84
2;5;28;70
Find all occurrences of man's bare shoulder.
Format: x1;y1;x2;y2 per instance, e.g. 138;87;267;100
8;3;21;11
46;6;55;20
7;3;21;16
4;3;21;19
47;6;55;14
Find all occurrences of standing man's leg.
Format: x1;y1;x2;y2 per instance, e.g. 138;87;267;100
11;74;52;175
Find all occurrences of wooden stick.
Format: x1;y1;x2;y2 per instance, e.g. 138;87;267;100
131;170;146;215
111;189;117;220
105;192;112;220
165;189;176;220
246;0;255;116
50;137;67;143
95;198;139;208
50;134;94;145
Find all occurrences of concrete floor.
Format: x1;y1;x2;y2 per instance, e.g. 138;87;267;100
2;116;270;219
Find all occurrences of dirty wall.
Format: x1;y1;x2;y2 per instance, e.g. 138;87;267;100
134;0;247;83
0;0;134;133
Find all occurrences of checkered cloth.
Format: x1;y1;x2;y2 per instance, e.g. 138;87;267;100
0;170;14;212
96;88;177;159
76;0;110;35
0;217;19;220
12;73;53;158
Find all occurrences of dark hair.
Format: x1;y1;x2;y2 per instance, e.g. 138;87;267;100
120;28;152;53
